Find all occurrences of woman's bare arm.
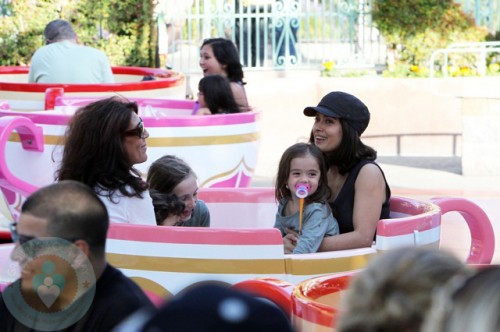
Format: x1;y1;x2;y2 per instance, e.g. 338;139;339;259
319;163;387;251
195;107;211;115
230;82;249;112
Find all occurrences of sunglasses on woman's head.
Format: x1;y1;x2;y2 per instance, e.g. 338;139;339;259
124;117;145;138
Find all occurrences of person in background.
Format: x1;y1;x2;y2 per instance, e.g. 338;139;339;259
199;38;249;112
233;0;299;68
273;0;299;66
56;96;156;225
274;143;339;254
422;265;500;332
155;0;194;56
284;91;391;252
0;181;155;331
234;0;273;67
28;19;114;84
195;75;241;115
336;247;472;332
147;155;210;227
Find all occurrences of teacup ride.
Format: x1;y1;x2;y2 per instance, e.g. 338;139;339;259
0;69;495;327
0;184;495;316
0;95;261;223
0;66;186;111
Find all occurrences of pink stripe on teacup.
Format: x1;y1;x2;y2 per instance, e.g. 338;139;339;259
0;109;261;127
198;187;275;203
107;223;282;245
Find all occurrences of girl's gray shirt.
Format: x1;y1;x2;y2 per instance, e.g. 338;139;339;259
274;197;339;254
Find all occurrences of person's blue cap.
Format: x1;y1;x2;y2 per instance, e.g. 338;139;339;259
303;91;370;135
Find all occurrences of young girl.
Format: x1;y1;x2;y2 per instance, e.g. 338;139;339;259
199;38;249;112
274;142;339;254
150;190;185;226
147;155;210;227
196;75;240;115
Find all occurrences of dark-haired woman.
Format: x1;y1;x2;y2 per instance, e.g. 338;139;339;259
284;91;391;252
56;96;156;225
199;38;249;112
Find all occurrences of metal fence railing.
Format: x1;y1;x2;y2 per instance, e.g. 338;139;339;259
363;133;462;156
157;0;387;74
2;0;498;73
158;0;500;74
430;41;500;77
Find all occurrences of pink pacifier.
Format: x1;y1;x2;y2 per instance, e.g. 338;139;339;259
295;183;310;198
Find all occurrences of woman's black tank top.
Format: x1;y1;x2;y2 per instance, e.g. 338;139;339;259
329;159;391;234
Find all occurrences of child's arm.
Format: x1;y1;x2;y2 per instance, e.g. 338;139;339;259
274;205;297;254
273;217;287;237
194;107;212;115
292;203;337;254
273;200;289;237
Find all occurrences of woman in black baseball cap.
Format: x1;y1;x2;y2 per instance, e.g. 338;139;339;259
284;91;391;253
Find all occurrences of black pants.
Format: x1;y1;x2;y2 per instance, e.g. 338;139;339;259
235;5;270;67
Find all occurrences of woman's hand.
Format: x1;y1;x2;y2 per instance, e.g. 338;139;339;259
283;228;299;254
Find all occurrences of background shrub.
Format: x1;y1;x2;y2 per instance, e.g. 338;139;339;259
0;0;156;67
373;0;489;77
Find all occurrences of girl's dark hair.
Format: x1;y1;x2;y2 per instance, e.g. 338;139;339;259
149;190;185;225
55;96;148;200
201;38;245;83
147;155;194;194
275;143;331;204
310;119;377;175
198;75;240;114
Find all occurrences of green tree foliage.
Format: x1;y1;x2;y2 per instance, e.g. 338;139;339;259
373;0;488;76
0;0;66;65
0;0;157;67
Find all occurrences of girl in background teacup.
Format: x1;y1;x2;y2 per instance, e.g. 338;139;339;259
196;75;240;115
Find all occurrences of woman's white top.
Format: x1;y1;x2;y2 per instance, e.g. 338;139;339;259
96;186;156;225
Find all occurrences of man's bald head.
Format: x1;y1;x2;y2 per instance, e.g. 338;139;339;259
21;180;109;256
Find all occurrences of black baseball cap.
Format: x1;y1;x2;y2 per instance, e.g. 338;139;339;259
303;91;370;135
